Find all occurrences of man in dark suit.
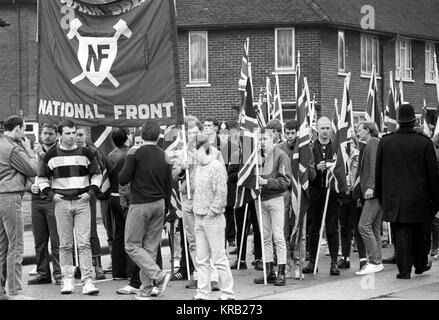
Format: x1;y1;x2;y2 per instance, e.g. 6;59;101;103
376;104;439;279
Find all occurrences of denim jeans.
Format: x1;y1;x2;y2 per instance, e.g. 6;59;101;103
181;199;218;281
31;197;61;280
181;199;197;271
195;214;234;300
358;198;383;265
55;196;93;282
124;199;167;289
0;193;24;295
338;199;366;260
257;196;287;264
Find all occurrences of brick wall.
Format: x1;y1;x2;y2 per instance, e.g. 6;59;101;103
0;4;37;121
179;27;322;124
320;27;438;123
1;3;437;128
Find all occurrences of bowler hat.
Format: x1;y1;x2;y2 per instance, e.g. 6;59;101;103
398;103;416;123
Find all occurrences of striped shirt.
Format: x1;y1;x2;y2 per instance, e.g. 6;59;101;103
38;145;102;200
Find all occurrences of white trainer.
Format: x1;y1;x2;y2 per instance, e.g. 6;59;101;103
355;263;384;276
82;280;99;295
29;266;38;276
60;279;74;294
116;285;139;295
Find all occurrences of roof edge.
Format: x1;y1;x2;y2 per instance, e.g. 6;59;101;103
303;0;332;23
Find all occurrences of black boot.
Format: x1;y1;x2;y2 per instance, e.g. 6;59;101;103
330;262;340;276
274;264;286;286
254;262;276;284
93;257;106;280
302;260;317;274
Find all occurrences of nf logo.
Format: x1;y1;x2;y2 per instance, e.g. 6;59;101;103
67;18;132;88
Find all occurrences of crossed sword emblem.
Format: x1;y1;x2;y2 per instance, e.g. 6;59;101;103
67;18;132;88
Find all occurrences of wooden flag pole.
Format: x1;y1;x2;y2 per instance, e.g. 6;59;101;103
275;73;284;134
168;220;175;277
314;187;331;274
182;99;191;200
254;128;267;285
179;181;191;281
299;213;306;280
237;204;249;270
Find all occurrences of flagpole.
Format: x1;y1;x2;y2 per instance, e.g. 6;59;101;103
179;181;191;281
298;213;305;280
254;128;267;285
182;98;191;200
168;220;175;277
275;73;284;134
266;77;271;121
237;204;248;270
314;188;331;274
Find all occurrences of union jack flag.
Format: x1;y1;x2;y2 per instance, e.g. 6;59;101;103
235;62;260;209
271;74;283;124
384;71;397;133
365;65;383;132
291;75;311;237
255;87;268;128
170;181;182;218
326;75;351;194
90;126;114;194
238;38;250;99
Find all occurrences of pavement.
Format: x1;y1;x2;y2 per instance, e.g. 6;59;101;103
17;193;439;301
19;231;439;300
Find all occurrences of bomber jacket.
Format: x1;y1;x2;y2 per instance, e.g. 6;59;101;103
259;147;291;201
0;136;38;194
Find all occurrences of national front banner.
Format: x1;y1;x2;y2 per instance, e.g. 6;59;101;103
38;0;183;127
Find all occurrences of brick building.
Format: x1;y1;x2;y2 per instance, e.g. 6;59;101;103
1;0;438;127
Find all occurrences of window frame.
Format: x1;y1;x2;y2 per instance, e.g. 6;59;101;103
275;27;295;73
338;30;346;72
188;31;209;85
395;39;413;81
425;42;436;84
360;34;380;76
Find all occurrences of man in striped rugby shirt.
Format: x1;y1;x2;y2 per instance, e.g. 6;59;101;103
38;119;102;295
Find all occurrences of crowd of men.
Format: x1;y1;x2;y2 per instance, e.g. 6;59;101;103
0;102;438;300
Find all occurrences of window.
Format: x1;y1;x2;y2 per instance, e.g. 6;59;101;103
425;43;436;83
338;31;346;72
189;31;208;84
360;34;380;75
275;28;295;71
396;39;413;80
353;111;366;126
